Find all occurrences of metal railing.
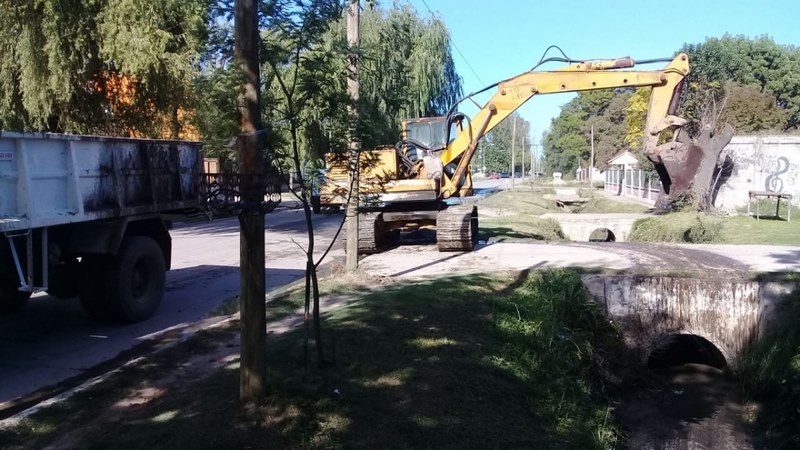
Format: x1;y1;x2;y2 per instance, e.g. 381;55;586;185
604;168;661;205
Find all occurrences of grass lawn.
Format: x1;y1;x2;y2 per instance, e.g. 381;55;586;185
0;270;623;450
719;213;800;245
629;210;800;245
481;188;798;246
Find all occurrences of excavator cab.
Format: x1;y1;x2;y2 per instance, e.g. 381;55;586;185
401;117;454;162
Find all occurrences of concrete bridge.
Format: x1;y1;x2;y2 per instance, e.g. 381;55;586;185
582;275;796;368
541;213;650;242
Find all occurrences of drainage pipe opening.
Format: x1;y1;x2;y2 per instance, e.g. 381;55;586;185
589;228;616;242
647;334;727;370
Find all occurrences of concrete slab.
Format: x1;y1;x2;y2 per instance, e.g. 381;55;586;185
360;242;800;280
359;242;634;279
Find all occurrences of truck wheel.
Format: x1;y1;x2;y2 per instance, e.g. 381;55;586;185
311;195;322;214
47;258;81;299
0;274;31;314
79;255;114;321
107;236;166;323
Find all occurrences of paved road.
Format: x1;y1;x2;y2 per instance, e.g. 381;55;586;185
0;207;344;405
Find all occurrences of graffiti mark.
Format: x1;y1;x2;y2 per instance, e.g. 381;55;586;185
765;156;790;193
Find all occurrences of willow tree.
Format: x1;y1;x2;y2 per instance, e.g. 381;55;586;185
314;4;462;150
0;0;207;137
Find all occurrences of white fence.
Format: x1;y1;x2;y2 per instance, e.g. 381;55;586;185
604;168;661;205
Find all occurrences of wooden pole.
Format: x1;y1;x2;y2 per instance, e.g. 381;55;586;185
510;117;516;190
235;0;266;401
521;134;525;185
589;125;594;185
345;0;360;270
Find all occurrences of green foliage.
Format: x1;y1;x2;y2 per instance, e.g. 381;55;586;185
543;89;632;174
629;213;723;243
681;34;800;130
737;286;800;448
624;88;650;149
490;269;622;448
0;0;207;136
720;83;789;132
191;2;464;170
480;113;531;174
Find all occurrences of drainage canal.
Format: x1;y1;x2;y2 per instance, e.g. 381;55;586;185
581;274;781;448
618;334;752;449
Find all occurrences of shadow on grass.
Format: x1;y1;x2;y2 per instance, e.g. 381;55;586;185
1;271;623;450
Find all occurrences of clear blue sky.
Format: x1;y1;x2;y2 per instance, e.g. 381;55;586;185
405;0;800;147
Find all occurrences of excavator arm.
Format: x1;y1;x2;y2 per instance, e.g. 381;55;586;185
439;53;691;198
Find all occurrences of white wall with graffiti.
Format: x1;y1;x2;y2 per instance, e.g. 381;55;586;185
715;136;799;211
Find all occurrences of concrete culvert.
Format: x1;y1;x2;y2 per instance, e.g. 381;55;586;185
588;228;616;242
647;334;727;370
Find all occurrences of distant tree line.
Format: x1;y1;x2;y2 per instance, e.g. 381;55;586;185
542;35;800;174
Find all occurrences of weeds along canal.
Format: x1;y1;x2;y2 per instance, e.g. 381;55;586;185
616;334;753;450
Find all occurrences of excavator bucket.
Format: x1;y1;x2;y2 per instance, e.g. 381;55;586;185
649;142;704;194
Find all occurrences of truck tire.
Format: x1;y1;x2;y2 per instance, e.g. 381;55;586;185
311;195;322;214
107;236;166;323
79;255;114;321
0;274;32;314
47;258;81;299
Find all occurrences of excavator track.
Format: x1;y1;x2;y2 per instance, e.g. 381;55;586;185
436;204;478;252
350;212;399;254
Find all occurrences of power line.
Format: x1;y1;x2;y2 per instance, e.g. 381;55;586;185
419;0;486;86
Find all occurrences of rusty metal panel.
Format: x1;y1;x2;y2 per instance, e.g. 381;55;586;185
0;132;204;233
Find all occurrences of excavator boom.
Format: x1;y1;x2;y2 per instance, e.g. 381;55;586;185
439;53;691;198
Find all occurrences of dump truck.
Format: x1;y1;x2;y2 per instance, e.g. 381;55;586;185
0;132;205;322
320;53;698;253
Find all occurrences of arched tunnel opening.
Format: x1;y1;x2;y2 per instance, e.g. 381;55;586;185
589;228;616;242
647;334;727;370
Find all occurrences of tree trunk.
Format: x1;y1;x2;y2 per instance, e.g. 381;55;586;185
235;0;267;402
653;123;734;211
345;0;360;270
689;123;734;210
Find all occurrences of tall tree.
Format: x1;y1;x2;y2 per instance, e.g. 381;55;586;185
316;4;462;149
543;90;630;174
0;0;207;137
681;35;800;130
481;113;530;174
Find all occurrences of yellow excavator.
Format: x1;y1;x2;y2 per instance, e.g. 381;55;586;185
320;52;699;254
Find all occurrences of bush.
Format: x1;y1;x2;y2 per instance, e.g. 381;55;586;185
737;284;800;448
629;213;722;243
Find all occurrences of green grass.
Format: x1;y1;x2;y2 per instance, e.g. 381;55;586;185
629;210;800;245
572;196;649;214
719;213;800;245
0;270;624;449
629;212;724;243
479;188;561;215
481;216;566;241
737;280;800;448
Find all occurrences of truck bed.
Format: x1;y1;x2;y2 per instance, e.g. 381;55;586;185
0;132;204;232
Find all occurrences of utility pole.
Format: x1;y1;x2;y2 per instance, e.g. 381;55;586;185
531;130;535;181
345;0;360;270
521;134;525;186
235;0;266;401
510;116;516;190
589;124;595;185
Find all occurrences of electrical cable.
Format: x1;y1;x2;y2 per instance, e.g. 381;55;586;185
419;0;485;86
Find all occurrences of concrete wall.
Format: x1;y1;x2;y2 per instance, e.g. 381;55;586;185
541;213;648;242
716;136;800;211
582;275;797;368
